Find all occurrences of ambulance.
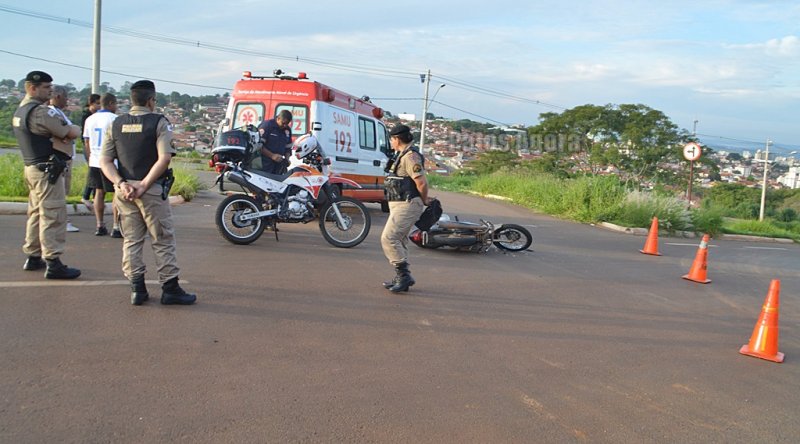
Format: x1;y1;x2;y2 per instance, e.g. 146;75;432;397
217;69;391;208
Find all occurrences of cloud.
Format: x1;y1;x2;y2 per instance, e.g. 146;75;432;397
726;35;800;57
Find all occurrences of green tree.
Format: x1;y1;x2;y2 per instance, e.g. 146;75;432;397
528;103;685;187
466;150;518;175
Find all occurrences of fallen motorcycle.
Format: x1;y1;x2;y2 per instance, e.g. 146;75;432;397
409;214;532;253
209;127;371;247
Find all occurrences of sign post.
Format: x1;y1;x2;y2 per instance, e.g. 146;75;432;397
683;142;702;206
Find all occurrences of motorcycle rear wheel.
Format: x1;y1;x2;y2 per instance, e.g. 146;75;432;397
216;194;265;245
493;224;532;251
319;197;371;248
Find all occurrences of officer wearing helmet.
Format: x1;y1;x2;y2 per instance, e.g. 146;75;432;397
100;80;196;307
380;124;431;293
13;70;82;279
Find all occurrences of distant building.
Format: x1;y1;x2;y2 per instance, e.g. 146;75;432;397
397;113;416;122
778;166;800;189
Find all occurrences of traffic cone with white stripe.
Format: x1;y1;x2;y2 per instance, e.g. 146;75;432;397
640;217;661;256
739;279;784;363
682;234;711;284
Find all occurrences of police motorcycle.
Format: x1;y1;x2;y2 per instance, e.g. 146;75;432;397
408;206;532;253
210;126;371;247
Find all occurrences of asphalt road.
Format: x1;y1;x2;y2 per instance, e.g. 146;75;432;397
1;183;799;443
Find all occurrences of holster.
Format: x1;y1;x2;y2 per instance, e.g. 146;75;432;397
45;154;67;185
160;168;175;200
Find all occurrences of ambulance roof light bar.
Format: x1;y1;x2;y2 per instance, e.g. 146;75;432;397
242;69;309;81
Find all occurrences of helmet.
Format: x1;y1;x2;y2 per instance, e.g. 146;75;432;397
293;134;319;159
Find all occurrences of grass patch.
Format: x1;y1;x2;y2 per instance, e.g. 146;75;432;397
723;218;800;241
0;152;204;202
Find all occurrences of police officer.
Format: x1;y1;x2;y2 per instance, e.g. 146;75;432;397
12;71;81;279
100;80;196;306
380;124;431;292
257;109;293;174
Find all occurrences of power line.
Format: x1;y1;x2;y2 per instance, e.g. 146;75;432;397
0;49;231;91
0;4;564;111
430;100;512;126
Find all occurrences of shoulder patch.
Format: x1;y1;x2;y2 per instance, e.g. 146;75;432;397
413;164;422;173
166;123;174;132
47;108;59;118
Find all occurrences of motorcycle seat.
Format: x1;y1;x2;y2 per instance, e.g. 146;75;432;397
436;220;482;230
245;168;291;182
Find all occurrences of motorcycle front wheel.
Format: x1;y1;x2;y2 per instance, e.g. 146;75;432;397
216;194;265;245
318;197;371;248
493;224;532;251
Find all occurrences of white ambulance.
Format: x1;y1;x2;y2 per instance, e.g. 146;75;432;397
217;70;391;207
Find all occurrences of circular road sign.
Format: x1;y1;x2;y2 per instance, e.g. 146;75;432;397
683;142;702;161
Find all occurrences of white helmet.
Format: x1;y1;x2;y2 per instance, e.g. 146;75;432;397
293;134;319;159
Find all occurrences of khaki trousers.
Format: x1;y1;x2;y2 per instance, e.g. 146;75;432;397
23;165;66;259
381;197;425;265
64;159;72;196
115;182;180;283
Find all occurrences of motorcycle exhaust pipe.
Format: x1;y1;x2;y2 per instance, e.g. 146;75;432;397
226;171;257;192
431;234;479;246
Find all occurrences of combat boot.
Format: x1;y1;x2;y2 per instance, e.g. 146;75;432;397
160;277;197;305
44;257;81;280
388;262;415;293
130;274;149;306
23;256;46;271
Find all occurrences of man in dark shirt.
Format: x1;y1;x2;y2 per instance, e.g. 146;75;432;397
257;109;293;174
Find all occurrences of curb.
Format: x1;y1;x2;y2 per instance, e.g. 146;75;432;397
718;234;795;244
596;222;696;238
0;196;187;216
466;191;512;201
595;221;794;244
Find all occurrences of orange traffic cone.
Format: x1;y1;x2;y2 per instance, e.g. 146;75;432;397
739;280;784;363
682;234;711;283
640;217;661;256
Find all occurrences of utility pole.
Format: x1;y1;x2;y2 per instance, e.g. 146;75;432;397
759;138;771;221
92;0;101;94
419;69;431;154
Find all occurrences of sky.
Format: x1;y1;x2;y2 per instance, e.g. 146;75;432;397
1;0;799;154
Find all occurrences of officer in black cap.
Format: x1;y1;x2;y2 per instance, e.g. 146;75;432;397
12;70;82;279
380;124;431;292
100;79;197;306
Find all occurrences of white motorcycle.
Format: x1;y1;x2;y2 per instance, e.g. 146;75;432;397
210;127;371;248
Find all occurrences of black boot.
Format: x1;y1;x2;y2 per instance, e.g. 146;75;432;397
388;262;415;293
161;277;196;305
130;274;149;306
23;256;46;271
44;257;81;280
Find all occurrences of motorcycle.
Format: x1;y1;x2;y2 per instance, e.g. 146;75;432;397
210;127;371;248
409;214;532;253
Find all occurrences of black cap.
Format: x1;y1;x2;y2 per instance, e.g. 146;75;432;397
389;124;411;136
25;71;53;83
130;80;156;91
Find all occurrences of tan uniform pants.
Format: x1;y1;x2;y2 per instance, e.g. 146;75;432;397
381;197;425;265
115;182;180;283
64;159;72;196
23;165;67;259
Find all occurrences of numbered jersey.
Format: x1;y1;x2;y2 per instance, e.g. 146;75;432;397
83;110;118;168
